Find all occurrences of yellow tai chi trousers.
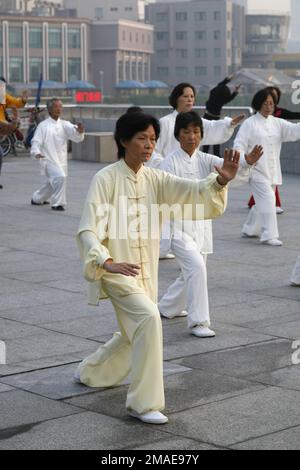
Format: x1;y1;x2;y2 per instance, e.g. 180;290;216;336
77;279;165;415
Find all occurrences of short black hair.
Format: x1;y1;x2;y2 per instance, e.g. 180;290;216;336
174;111;204;141
265;86;282;105
126;106;144;114
251;89;276;112
114;112;160;158
0;77;6;83
169;83;196;110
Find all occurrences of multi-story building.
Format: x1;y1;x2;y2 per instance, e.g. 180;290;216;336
90;20;154;94
64;0;147;22
0;15;90;83
146;0;243;88
0;0;62;14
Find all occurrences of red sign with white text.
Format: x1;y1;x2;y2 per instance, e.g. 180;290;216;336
75;90;102;103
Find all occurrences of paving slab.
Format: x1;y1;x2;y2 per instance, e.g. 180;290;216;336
231;426;300;450
249;318;300;340
174;339;293;379
250;365;300;391
1;361;191;400
164;387;300;448
130;438;221;451
0;411;169;450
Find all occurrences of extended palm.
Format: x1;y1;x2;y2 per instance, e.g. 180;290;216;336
246;145;264;165
215;149;240;185
231;114;246;127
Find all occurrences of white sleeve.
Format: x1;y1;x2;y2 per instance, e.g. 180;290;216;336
280;119;300;143
64;121;85;143
30;123;44;157
201;117;233;146
155;117;169;158
159;155;175;175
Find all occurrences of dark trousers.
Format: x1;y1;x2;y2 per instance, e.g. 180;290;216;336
202;113;221;157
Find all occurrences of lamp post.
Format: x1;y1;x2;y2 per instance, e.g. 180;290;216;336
99;70;104;103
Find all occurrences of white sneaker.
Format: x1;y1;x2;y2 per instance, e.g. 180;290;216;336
160;310;188;319
291;282;300;287
159;253;175;260
262;239;283;246
190;326;216;338
129;410;168;425
276;207;284;214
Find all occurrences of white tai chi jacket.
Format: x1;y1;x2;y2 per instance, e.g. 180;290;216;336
160;148;250;254
234;113;300;186
31;117;85;176
154;110;234;159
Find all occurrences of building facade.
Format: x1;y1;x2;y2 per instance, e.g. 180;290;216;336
146;0;244;89
0;0;62;14
0;15;90;83
64;0;147;21
91;20;154;94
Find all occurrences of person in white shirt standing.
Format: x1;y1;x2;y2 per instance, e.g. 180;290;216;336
31;98;85;211
159;111;263;337
152;82;245;259
234;89;300;246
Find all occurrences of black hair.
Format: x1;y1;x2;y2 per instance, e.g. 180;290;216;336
0;77;6;83
174;111;204;141
126;106;144;114
251;89;276;112
114;112;160;158
169;83;196;110
265;86;282;105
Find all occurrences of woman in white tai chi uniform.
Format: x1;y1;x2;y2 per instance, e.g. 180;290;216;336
75;111;240;424
234;89;300;246
31;98;85;211
159;111;263;337
152;82;245;258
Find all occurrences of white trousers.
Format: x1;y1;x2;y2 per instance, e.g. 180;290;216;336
158;234;210;329
77;278;164;415
243;178;279;242
160;223;172;257
291;256;300;285
32;163;67;207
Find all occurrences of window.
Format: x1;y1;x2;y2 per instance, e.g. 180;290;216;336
156;12;168;22
195;66;207;76
68;58;81;81
195;48;207;58
175;66;188;76
176;31;187;40
9;57;23;82
176;49;188;58
29;27;42;48
195;31;206;40
49;28;62;49
214;30;221;40
95;8;103;19
157;67;168;77
214;66;221;76
195;12;206;21
157;49;169;58
214;48;221;58
29;57;43;81
176;12;187;21
68;28;81;49
156;32;168;41
214;12;221;21
49;57;62;81
9;26;23;48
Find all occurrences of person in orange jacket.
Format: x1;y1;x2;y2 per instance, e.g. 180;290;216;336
0;77;28;188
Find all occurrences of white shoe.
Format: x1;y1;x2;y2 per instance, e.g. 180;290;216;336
242;233;259;238
129;410;168;425
190;326;216;338
160;310;188;319
291;282;300;287
159;253;175;260
262;239;283;246
276;207;284;214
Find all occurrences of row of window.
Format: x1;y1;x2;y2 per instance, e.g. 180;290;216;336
118;61;150;82
0;26;81;49
121;30;152;45
157;48;230;59
0;57;81;82
156;31;230;41
156;66;223;77
156;11;229;22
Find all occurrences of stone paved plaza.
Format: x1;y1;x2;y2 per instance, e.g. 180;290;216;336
0;155;300;450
